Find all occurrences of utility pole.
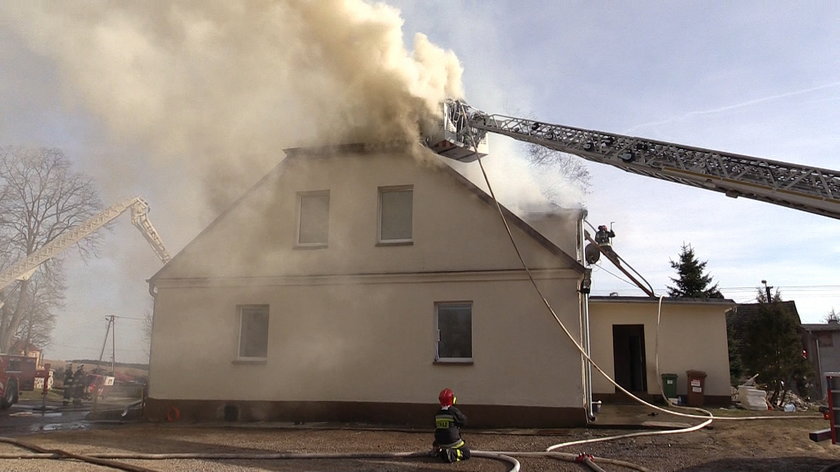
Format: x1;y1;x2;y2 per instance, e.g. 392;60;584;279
98;315;117;375
111;315;116;375
761;280;773;303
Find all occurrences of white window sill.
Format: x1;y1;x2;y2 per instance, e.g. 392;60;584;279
434;359;473;365
232;358;267;365
376;240;414;247
295;243;328;249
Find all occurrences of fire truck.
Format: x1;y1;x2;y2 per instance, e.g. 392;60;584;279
0;355;37;409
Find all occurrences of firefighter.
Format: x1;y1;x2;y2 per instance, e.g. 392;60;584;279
594;225;615;246
432;388;470;463
72;364;86;407
62;363;74;406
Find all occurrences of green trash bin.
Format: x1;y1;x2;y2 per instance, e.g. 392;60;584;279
662;373;678;400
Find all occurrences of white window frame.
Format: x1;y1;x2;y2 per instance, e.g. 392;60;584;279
434;301;473;363
236;305;269;362
377;185;413;244
296;190;330;247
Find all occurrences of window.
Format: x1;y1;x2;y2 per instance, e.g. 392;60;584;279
378;186;413;243
435;302;472;362
237;305;269;360
297;191;329;246
818;332;834;347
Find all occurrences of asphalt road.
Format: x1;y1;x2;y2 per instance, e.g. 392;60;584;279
0;398;119;437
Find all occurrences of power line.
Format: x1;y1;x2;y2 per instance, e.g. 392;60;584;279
592;284;840;293
591;265;640;290
717;284;840;291
113;315;147;321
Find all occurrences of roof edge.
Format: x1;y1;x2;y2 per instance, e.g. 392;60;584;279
590;295;736;305
283;142;413;158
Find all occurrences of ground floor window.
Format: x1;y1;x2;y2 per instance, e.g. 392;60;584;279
435;302;472;363
237;305;269;360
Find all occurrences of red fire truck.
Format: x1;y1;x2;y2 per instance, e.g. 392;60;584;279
0;355;37;409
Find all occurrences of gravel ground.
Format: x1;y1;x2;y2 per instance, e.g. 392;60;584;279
0;416;836;472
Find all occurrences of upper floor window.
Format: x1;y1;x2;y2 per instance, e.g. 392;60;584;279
378;186;413;244
237;305;269;361
297;190;329;247
435;302;472;363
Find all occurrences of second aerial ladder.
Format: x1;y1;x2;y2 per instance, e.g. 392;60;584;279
0;197;171;292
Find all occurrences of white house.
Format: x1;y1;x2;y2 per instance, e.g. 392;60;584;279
147;144;591;427
146;143;733;426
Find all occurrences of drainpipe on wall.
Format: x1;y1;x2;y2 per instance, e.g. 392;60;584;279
577;212;596;421
580;270;594;421
145;279;158;407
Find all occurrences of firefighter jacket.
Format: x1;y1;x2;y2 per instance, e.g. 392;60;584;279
434;406;467;447
595;229;615;245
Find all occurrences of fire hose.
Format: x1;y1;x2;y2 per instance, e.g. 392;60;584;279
0;437;526;472
0;442;654;472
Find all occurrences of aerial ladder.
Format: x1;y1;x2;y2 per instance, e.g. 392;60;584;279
429;99;840;220
0;197;171;293
426;99;840;295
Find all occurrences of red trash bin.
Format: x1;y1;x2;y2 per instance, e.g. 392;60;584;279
686;370;707;407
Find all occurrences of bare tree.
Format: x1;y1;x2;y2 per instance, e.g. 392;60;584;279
525;142;591;202
14;261;64;352
0;147;102;353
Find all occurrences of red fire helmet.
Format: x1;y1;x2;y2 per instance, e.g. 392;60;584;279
439;388;456;407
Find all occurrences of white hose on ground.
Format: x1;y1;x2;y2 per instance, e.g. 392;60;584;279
95;449;654;472
546;417;713;451
484;450;651;472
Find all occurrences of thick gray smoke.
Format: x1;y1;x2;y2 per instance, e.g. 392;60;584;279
2;0;464;211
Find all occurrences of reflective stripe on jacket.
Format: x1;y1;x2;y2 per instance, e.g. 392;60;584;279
434;406;467;446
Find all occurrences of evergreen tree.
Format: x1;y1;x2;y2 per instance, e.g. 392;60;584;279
732;294;813;404
726;312;745;385
666;243;723;298
756;286;782;304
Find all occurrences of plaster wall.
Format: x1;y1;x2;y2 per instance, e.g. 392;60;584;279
589;300;732;398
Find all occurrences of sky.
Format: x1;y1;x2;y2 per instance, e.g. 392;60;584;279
1;1;838;364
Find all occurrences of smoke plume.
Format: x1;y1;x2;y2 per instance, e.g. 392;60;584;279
2;0;464;211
